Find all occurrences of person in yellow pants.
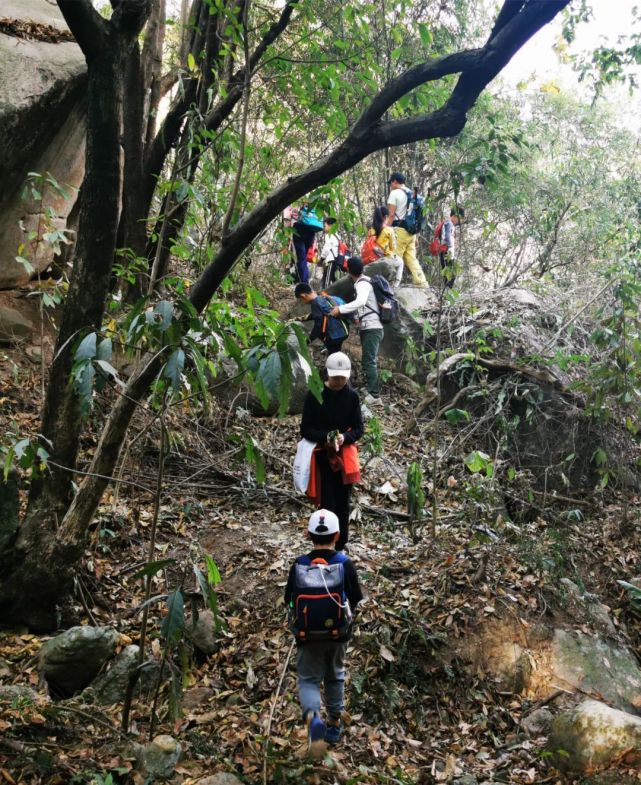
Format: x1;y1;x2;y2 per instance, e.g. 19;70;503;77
386;172;428;288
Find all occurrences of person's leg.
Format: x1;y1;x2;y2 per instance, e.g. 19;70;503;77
389;254;404;287
317;452;337;512
397;229;427;286
297;644;324;719
334;482;352;551
360;328;383;397
439;251;455;288
325;339;344;356
292;231;309;284
324;642;347;720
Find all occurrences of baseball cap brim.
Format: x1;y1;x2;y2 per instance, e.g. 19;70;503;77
327;367;351;378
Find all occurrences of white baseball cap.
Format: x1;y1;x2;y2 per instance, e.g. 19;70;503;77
308;509;340;535
326;351;351;378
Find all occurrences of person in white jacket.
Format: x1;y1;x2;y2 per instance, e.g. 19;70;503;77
330;256;383;405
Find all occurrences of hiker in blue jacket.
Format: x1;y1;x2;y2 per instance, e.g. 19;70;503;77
294;283;350;355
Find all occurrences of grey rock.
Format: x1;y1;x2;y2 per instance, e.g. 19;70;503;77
552;629;641;714
521;707;553;737
84;644;140;705
560;579;617;637
547;699;641;772
196;775;244;785
0;307;34;342
0;470;19;552
0;685;46;704
136;734;181;780
452;777;478;785
186;610;219;656
39;626;119;698
0;0;85;288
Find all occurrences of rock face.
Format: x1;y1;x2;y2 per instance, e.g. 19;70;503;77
547;699;641;772
0;0;86;288
552;629;641;714
83;644;140;705
196;775;244;785
0;306;34;342
136;735;182;780
38;626;118;698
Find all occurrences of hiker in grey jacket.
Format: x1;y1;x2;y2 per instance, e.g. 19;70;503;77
330;256;383;405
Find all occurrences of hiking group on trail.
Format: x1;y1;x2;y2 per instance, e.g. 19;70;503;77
285;172;463;755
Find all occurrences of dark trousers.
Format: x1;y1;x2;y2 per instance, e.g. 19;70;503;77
293;225;316;284
325;339;345;356
317;451;352;551
439;251;455;288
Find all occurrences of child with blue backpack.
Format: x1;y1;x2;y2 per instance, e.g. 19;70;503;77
285;509;363;754
294;283;350;355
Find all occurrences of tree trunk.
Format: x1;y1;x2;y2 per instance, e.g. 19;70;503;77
0;0;570;631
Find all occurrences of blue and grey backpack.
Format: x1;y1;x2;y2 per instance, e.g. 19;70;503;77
289;552;353;641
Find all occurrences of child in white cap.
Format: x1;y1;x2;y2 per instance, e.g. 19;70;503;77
284;508;363;754
300;352;364;550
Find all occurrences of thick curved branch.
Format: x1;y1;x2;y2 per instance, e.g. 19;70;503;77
56;0;107;57
188;0;570;312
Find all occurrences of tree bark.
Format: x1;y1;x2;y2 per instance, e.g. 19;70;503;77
0;0;570;631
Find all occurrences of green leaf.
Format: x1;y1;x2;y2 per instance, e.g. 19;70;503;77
133;558;176;580
465;450;491;474
187;52;196;71
205;554;221;586
75;332;97;361
164;348;185;391
154;300;174;332
97;337;112;361
161;590;185;644
445;408;470;425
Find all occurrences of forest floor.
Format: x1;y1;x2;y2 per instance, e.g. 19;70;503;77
2;292;641;785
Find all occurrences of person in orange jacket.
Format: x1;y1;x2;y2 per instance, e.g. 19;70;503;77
300;352;364;551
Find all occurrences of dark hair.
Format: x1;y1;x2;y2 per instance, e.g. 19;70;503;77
347;256;364;277
371;206;388;237
294;282;313;297
310;532;337;546
324;217;337;226
451;206;465;218
389;171;405;184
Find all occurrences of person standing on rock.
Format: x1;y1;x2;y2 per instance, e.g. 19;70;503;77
329;257;383;405
300;352;363;551
385;172;428;288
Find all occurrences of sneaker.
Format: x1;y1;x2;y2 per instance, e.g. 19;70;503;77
325;718;343;745
364;393;382;406
306;712;326;755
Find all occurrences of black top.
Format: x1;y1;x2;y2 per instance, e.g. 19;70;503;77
284;549;363;611
300;385;364;445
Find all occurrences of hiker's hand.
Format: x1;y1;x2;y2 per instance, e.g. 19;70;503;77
329;306;340;317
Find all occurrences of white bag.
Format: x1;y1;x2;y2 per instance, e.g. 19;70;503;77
293;438;316;493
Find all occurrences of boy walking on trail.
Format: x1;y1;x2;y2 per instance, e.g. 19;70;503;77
285;509;363;754
294;283;349;356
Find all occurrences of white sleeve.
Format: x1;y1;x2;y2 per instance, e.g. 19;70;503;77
338;280;370;314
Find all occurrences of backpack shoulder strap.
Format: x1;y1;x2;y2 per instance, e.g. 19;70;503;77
296;555;312;566
329;552;349;565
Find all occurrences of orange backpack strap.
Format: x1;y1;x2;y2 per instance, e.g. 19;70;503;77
310;558;329;565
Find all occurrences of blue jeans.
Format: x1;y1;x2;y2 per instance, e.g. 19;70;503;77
361;328;383;396
292;224;316;284
297;641;347;720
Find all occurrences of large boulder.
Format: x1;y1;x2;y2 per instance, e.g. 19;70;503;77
551;629;641;714
0;306;34;343
547;699;641;772
0;0;86;288
38;626;119;698
83;644;140;706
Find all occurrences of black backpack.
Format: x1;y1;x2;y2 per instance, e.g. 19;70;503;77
364;274;399;324
289;552;352;641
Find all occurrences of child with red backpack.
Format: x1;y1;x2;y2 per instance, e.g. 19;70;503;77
360;207;403;287
285;509;363;755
